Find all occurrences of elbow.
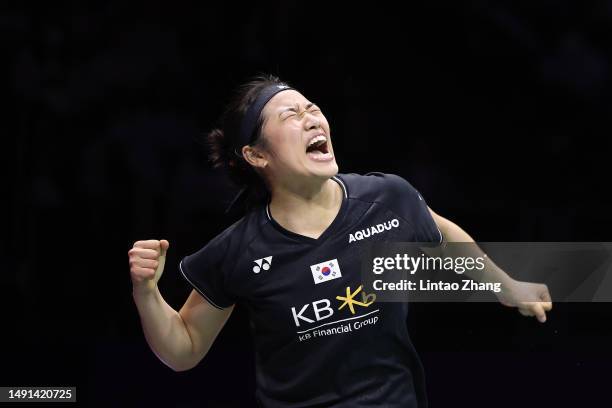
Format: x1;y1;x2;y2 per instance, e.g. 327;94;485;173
168;350;207;372
168;360;197;372
170;364;193;373
155;353;199;372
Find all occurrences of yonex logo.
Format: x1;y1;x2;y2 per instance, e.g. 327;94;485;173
253;256;273;273
277;85;289;89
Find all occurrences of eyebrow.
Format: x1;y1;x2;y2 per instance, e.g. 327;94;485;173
278;102;316;117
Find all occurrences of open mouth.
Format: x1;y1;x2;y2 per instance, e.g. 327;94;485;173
305;135;333;162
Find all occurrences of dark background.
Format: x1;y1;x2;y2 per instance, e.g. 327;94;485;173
5;1;612;407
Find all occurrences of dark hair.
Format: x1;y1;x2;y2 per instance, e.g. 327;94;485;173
207;74;291;213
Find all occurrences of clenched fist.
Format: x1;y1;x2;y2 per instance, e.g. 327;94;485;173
496;279;553;323
128;239;169;294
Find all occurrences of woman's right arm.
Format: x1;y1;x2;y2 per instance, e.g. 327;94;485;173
129;239;234;372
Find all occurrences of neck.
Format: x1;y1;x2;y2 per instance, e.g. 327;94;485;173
267;176;343;232
269;176;338;212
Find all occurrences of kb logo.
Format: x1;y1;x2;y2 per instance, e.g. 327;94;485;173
336;285;376;315
291;285;377;326
253;256;273;273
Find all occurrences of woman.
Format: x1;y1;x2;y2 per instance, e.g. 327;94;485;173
128;75;552;407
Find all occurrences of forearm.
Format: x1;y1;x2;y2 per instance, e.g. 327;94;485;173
429;211;552;320
439;218;515;286
132;287;197;371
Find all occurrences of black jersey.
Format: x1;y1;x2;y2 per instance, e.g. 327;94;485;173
180;172;442;408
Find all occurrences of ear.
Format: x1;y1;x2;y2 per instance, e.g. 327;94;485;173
242;145;268;169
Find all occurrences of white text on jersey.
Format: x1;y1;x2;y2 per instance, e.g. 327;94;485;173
348;218;400;243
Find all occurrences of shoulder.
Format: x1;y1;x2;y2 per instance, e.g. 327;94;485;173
179;210;262;308
336;171;422;203
338;171;438;236
183;210;260;267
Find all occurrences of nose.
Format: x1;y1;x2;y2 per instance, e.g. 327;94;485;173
302;111;321;130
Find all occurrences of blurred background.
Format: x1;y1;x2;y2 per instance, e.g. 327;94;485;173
4;1;612;407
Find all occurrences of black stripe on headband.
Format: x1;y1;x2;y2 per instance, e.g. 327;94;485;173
237;84;294;150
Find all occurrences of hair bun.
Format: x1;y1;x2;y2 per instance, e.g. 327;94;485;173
206;128;228;169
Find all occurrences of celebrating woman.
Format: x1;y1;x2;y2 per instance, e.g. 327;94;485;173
128;75;552;407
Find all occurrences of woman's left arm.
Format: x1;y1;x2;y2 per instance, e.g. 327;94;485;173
428;207;553;323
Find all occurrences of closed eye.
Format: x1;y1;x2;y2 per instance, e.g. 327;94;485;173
279;104;322;120
308;103;321;112
281;109;297;120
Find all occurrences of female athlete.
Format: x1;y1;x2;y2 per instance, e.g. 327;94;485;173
128;75;552;407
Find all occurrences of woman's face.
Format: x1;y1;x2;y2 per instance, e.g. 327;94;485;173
257;89;338;185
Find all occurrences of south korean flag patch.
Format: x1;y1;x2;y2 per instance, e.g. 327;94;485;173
310;259;342;284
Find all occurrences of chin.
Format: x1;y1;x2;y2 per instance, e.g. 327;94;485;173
308;161;339;179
